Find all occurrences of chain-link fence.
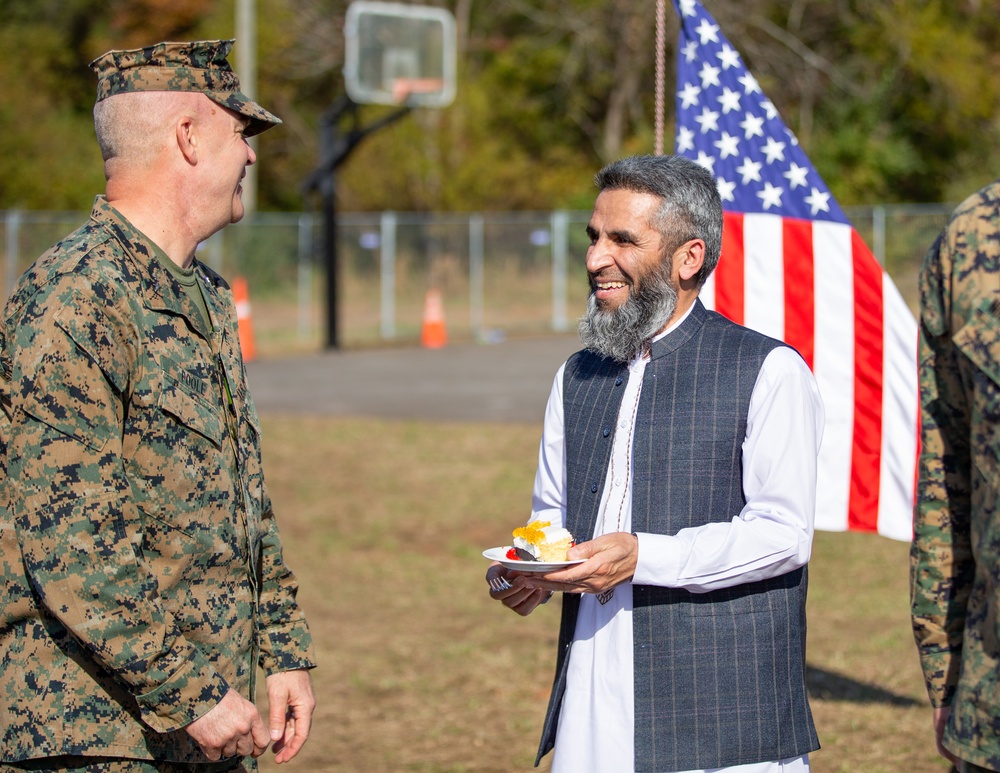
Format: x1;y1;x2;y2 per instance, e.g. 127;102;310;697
1;204;955;356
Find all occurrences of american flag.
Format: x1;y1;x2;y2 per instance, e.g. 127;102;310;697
672;0;917;541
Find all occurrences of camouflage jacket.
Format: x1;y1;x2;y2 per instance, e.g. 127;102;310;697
912;179;1000;769
0;199;316;762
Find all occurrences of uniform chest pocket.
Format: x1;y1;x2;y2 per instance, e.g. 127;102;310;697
954;297;1000;488
955;297;1000;388
157;357;225;449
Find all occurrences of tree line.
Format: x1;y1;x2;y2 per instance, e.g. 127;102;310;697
1;0;997;213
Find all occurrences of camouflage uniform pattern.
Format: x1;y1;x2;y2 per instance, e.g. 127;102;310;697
0;198;315;762
1;755;249;772
912;178;1000;769
90;40;281;137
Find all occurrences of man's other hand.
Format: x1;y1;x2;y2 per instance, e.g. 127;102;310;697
932;706;958;765
267;668;316;763
185;688;270;761
486;562;552;616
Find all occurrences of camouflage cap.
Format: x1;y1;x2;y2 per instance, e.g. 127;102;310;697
89;39;281;137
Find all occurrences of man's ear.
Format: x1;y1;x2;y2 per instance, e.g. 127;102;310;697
176;115;198;165
676;239;705;283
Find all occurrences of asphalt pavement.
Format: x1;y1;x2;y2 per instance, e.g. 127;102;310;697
245;334;583;423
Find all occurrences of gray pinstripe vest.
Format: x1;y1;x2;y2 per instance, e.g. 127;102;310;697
535;299;819;771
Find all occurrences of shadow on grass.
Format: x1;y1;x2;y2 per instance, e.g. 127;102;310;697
806;665;922;707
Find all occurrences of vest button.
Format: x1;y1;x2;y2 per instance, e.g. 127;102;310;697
591;483;599;493
602;426;610;437
615;376;623;386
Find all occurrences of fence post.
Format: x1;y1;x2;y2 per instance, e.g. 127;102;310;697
469;213;484;339
873;205;886;266
297;212;314;343
5;210;22;300
551;210;569;331
380;211;397;340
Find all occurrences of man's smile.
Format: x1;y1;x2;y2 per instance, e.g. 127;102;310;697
592;275;631;306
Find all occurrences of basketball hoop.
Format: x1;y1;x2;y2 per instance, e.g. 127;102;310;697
390;77;446;103
344;1;457;108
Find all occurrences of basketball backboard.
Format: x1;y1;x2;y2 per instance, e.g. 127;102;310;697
343;1;456;108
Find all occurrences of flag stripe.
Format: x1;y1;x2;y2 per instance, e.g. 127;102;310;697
744;214;785;340
806;220;854;533
717;213;745;324
848;230;885;532
782;219;815;369
877;276;919;540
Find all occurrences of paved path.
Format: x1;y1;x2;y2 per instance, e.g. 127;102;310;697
245;335;582;423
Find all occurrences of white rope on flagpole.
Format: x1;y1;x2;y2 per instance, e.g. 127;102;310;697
654;0;666;155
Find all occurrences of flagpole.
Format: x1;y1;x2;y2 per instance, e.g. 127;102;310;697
654;0;666;155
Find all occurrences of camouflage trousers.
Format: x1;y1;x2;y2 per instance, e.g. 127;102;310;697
0;757;254;773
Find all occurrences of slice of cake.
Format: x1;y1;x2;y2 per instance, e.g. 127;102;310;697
510;520;575;562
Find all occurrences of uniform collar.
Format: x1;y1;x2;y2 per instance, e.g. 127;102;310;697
91;196;223;342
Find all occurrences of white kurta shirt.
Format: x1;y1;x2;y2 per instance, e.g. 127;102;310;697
531;310;825;773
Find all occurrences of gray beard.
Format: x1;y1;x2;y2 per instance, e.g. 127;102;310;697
577;266;678;364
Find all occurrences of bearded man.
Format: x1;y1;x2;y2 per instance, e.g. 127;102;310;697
487;154;825;773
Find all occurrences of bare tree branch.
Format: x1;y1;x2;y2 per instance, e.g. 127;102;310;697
746;13;862;96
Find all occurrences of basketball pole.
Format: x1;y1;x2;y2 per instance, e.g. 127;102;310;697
316;1;456;350
303;96;411;350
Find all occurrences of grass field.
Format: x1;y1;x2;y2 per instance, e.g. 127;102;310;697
254;414;949;773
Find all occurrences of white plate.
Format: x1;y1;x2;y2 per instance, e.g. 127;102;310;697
482;546;584;573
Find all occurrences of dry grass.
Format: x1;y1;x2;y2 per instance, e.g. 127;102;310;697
255;414;949;773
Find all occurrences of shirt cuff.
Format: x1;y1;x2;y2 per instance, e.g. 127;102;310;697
134;644;229;733
258;619;317;676
632;532;684;587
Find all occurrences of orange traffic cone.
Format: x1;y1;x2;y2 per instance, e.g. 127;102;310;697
420;288;448;349
232;275;257;362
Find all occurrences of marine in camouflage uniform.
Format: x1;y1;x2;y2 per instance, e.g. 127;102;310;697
912;179;1000;772
0;41;315;768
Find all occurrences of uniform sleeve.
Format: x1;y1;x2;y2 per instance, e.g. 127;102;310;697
208;275;316;677
5;273;229;732
910;229;974;709
255;483;317;675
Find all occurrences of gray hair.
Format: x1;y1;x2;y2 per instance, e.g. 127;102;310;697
594;154;723;287
93;91;193;166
